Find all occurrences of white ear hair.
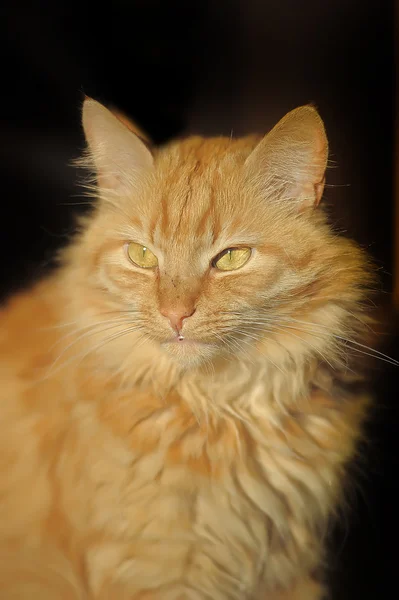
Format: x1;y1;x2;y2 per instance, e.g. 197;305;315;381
245;105;328;209
82;98;153;193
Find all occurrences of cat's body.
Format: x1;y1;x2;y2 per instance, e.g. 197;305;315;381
0;101;373;599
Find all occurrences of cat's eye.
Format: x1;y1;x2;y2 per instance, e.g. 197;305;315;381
127;242;158;269
212;247;252;271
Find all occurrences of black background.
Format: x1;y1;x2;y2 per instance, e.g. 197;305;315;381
0;1;397;598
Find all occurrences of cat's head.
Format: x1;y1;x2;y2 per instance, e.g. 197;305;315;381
71;99;371;371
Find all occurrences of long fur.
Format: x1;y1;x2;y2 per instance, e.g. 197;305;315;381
0;103;382;599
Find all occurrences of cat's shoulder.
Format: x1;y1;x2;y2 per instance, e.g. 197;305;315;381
0;275;64;361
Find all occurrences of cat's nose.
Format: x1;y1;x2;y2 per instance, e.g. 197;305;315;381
160;307;196;333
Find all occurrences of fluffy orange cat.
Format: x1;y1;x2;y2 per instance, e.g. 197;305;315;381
0;99;375;599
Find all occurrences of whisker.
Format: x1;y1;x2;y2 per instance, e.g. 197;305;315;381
48;316;140;350
337;345;399;368
237;323;339;370
39;309;141;331
47;318;139;365
275;317;399;366
43;324;145;379
219;310;397;368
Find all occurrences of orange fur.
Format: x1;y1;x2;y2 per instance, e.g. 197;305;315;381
0;99;376;598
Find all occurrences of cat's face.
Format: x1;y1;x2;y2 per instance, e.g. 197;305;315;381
76;100;368;370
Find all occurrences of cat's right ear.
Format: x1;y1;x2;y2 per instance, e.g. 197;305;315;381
82;98;153;194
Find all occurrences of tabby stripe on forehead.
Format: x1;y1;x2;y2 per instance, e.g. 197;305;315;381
172;161;199;235
160;194;169;237
195;200;214;238
195;183;218;239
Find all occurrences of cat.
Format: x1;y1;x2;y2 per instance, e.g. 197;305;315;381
0;98;376;599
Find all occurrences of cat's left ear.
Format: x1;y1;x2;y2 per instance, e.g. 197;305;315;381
245;105;328;209
110;106;151;143
82;97;153;193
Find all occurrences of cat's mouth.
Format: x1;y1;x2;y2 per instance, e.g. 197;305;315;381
160;334;216;364
159;327;264;366
162;335;210;347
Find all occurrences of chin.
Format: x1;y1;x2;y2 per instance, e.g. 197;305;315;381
161;339;217;369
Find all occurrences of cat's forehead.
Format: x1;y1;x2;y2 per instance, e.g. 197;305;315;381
156;135;261;170
142;135;262;247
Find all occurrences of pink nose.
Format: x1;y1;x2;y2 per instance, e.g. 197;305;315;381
160;307;196;333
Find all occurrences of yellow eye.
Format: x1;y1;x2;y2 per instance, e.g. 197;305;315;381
212;247;251;271
127;242;158;269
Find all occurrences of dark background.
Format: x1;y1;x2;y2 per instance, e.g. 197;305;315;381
0;1;397;598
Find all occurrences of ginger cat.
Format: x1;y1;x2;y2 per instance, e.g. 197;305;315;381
0;99;375;599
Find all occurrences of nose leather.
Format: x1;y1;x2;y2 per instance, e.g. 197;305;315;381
160;307;196;333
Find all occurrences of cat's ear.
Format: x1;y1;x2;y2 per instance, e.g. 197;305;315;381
245;105;328;209
82;98;153;193
110;106;151;143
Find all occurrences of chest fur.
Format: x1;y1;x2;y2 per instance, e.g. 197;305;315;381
51;385;348;597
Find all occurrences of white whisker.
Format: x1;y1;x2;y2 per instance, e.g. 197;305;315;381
43;324;145;380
